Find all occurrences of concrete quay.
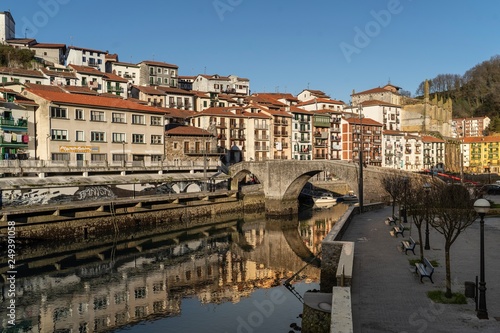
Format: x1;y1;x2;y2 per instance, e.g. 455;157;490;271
342;205;500;333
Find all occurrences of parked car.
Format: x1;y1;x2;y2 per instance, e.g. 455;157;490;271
480;184;500;195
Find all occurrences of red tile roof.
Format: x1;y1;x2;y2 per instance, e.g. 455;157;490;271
68;64;105;76
32;43;66;49
345;117;383;126
421;135;445;143
27;87;168;114
383;130;404;136
132;85;166;95
358;99;400;107
40;67;77;78
296;97;344;106
103;72;128;83
352;86;396;96
253;93;299;102
166;125;212;136
156;86;195;95
0;67;45;78
68;46;107;54
462;136;500;143
140;60;178;69
63;86;99;95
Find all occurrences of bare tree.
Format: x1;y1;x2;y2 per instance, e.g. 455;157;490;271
406;178;427;260
380;172;406;218
430;183;478;298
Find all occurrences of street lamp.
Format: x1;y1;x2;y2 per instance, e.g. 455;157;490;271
357;105;364;213
473;198;491;320
122;140;126;167
423;183;431;250
403;177;408;223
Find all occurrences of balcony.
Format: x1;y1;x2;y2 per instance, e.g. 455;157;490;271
184;148;225;156
331;127;341;133
255;145;269;151
0;117;28;128
217;122;227;128
255;135;269;141
314;154;327;160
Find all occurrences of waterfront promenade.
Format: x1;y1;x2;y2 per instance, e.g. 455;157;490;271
342;205;500;333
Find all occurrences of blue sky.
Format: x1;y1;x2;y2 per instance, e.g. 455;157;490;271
4;0;500;102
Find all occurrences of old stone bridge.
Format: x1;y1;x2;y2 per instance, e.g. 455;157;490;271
230;160;414;215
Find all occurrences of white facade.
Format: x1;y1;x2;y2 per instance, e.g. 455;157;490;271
0;11;15;42
291;109;313;160
66;46;106;72
111;62;140;85
192;74;250;95
0;68;49;85
382;131;404;169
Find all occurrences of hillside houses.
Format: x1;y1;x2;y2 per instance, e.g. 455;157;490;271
1;10;498;175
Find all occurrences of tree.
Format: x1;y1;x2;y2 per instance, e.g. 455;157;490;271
405;178;430;261
380;172;406;218
430;183;478;298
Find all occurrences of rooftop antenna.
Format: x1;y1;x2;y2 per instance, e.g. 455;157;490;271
25;28;30;38
307;82;310;89
204;66;206;74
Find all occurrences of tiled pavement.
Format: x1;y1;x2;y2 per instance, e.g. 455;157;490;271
341;205;500;333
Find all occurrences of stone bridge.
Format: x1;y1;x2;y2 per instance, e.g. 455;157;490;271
230;160;414;215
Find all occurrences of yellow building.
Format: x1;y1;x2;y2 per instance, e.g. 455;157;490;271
463;136;500;174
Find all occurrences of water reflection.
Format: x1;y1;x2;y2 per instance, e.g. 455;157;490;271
0;204;348;332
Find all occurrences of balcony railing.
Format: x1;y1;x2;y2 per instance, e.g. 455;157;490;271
0;117;28;127
255;145;269;151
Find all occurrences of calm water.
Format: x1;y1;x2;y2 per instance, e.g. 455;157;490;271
0;203;348;333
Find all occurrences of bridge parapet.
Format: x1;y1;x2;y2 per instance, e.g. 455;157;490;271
230;160;418;215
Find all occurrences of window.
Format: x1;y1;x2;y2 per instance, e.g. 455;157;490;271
157;77;162;84
112;112;126;123
51;153;69;161
112;154;126;162
82;56;86;62
150;116;162;126
75;131;85;142
91;131;105;142
51;129;68;140
132;114;145;125
112;133;126;143
91;154;107;161
90;111;105;122
164;78;168;85
151;135;162;144
134;287;147;299
151;155;162;162
50;107;67;119
157;68;162;74
132;134;144;143
75;109;84;120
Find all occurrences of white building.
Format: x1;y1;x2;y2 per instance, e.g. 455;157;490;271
111;61;140;85
346;100;402;131
66;46;107;72
0;11;15;42
192;74;250;95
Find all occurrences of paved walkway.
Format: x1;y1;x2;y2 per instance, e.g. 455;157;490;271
342;205;500;333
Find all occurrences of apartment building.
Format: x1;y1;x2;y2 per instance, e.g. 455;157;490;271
66;46;107;72
296;89;330;102
111;61;140;85
296;97;344;112
452;116;490;138
347;100;401;131
0;11;15;42
351;84;402;106
0;88;38;160
191;74;250;96
138;60;178;88
258;105;293;160
290;106;313;160
40;66;78;86
312;111;330;160
31;43;67;65
421;135;445;171
402;134;423;171
382;130;405;169
23;86;168;163
68;64;106;92
463;136;500;174
341;117;383;166
0;67;48;85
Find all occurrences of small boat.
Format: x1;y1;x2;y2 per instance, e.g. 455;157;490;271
313;193;338;205
337;191;358;202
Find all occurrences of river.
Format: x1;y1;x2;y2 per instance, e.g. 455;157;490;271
0;203;348;333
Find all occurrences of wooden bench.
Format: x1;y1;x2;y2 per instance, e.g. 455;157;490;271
401;236;417;255
415;257;434;283
386;216;398;225
393;223;405;237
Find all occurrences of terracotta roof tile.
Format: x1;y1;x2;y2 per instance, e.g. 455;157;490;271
103;72;129;83
0;67;45;78
132;85;167;95
345;117;383;126
352;86;397;96
27;87;168;114
32;43;66;49
296;97;344;106
68;46;107;54
166;125;212;136
68;64;105;76
358;99;401;107
140;60;179;69
421;135;445;143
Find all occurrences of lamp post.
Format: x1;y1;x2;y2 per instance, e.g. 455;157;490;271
402;177;408;223
423;183;431;250
357;105;364;213
122;140;126;167
474;198;491;320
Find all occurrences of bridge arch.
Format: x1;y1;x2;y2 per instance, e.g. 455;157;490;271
230;160;416;215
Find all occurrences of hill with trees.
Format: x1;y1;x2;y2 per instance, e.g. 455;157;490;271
415;55;500;133
0;44;35;68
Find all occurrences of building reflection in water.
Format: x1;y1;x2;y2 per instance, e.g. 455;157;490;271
0;205;348;332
